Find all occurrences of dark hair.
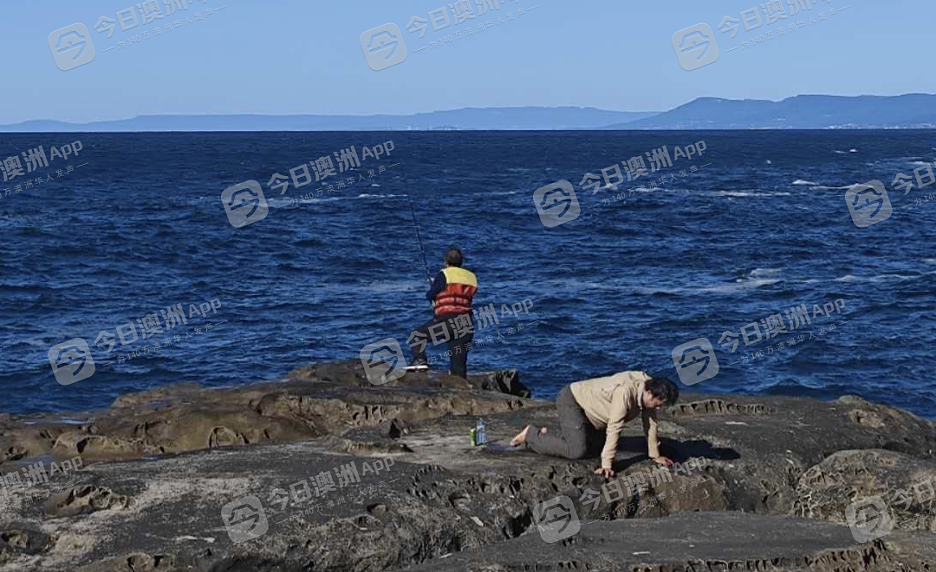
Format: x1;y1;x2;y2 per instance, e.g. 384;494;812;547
444;247;463;267
646;377;680;405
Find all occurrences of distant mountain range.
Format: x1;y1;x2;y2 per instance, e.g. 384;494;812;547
3;95;936;131
608;94;936;130
0;107;655;132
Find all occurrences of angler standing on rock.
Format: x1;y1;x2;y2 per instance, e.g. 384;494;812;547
510;372;679;477
406;247;478;379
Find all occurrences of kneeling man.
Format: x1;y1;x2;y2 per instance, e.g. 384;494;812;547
511;371;679;477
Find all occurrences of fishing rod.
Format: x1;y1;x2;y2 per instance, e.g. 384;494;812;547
404;171;432;283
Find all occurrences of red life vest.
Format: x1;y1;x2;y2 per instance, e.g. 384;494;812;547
434;267;478;317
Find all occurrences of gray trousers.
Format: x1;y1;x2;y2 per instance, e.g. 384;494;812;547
526;385;602;460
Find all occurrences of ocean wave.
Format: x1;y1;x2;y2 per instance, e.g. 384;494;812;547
360;280;423;293
714;190;792;197
626;187;789;198
634;277;781;296
792;179;818;186
270;193;409;207
633;270;783;296
697;278;781;294
835;273;921;283
268;197;341;207
812;184;859;190
749;268;782;277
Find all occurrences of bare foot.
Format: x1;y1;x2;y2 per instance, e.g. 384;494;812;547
509;425;532;447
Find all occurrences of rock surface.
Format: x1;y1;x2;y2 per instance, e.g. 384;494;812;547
0;360;935;571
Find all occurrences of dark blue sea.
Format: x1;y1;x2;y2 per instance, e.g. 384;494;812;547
2;131;935;417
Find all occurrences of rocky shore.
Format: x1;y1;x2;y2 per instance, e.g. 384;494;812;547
1;361;935;571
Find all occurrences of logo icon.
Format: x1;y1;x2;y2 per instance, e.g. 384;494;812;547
222;495;269;544
48;338;96;386
672;338;719;386
360;24;408;71
360;338;406;385
672;24;719;71
533;496;580;543
222;181;269;228
846;181;892;228
534;180;581;228
846;496;893;543
49;24;96;71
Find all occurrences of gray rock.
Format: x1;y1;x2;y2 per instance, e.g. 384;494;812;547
0;360;934;571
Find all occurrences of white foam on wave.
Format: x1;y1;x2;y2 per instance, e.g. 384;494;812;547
749;268;781;277
633;285;678;295
273;192;408;207
835;273;921;283
714;190;792;197
697;278;781;294
636;276;782;296
606;187;790;198
693;267;784;293
812;184;859;190
792;179;818;186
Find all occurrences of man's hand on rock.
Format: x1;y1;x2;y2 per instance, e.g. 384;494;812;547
594;467;615;479
653;456;674;468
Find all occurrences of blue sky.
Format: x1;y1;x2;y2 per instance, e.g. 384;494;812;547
2;0;930;122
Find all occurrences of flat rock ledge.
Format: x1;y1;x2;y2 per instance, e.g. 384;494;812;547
1;360;935;571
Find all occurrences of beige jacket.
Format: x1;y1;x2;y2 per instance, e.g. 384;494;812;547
569;371;660;469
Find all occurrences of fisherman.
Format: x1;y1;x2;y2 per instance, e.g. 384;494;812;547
406;247;477;378
510;372;679;476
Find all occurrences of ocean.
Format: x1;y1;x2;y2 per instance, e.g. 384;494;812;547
2;130;935;417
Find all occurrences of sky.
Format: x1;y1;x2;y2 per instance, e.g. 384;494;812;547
1;0;931;123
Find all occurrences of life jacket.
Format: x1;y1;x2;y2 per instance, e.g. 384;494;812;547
434;267;478;317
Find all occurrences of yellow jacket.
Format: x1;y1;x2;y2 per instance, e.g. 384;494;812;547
569;371;660;469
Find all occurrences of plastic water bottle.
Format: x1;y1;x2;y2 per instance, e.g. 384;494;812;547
476;418;486;446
